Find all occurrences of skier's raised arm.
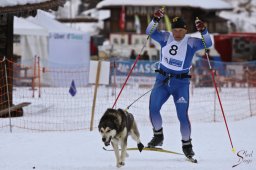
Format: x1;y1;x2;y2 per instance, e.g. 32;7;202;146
146;8;169;46
192;19;213;51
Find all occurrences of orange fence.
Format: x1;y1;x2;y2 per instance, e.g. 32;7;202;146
0;58;255;131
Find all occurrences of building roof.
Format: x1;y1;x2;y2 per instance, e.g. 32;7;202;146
97;0;232;10
0;0;66;17
0;0;49;7
27;10;84;34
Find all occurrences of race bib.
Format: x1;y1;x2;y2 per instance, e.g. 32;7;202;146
161;34;189;71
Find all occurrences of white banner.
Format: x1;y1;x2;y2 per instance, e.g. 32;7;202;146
89;61;110;85
49;33;89;66
48;33;90;86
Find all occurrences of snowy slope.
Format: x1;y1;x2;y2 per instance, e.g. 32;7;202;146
0;117;255;170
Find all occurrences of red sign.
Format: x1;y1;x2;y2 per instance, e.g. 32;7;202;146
119;6;125;32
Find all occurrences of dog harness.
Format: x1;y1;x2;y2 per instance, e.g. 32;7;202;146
117;109;134;135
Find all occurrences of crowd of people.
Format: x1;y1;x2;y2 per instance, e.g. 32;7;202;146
130;49;150;60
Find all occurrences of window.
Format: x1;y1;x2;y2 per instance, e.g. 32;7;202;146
126;21;134;32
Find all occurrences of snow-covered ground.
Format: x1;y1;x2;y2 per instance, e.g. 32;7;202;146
0;116;255;170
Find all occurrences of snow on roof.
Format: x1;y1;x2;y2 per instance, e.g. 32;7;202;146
27;10;84;34
218;11;256;32
96;0;232;10
0;0;50;7
81;8;110;20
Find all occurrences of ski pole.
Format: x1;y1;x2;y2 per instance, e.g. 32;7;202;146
196;17;235;153
112;7;165;109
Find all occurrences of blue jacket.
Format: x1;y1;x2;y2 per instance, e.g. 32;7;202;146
146;20;212;74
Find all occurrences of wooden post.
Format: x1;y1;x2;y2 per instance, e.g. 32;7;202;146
3;57;12;132
246;71;253;117
32;56;37;97
0;14;14;116
90;60;102;131
37;56;41;98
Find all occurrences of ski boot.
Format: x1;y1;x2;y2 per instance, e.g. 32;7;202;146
182;139;195;158
147;128;164;148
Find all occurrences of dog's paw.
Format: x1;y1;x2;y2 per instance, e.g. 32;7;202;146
117;162;125;168
137;142;144;152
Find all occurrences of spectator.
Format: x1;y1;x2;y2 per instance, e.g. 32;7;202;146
141;50;150;60
130;49;137;60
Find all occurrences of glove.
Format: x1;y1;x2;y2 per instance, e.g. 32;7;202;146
195;19;206;32
153;8;165;23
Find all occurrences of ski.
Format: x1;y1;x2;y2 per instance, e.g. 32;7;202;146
186;156;198;163
103;147;184;155
103;147;198;163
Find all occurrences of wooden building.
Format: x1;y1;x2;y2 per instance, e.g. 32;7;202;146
96;0;233;38
0;0;66;118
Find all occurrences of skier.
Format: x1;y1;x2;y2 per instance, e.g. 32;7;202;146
146;8;212;158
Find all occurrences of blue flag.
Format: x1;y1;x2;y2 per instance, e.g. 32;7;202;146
69;80;77;97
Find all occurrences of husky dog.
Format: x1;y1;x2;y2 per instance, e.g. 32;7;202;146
98;108;144;167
